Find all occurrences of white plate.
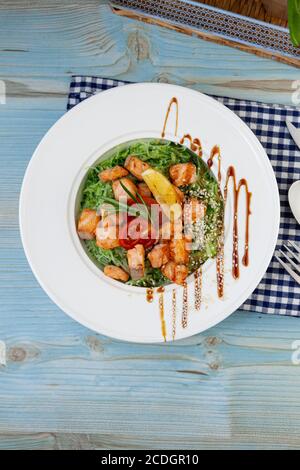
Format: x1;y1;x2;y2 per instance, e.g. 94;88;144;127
19;83;280;343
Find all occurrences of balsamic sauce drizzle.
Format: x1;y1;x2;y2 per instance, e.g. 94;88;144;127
161;97;178;138
180;134;203;157
216;233;225;298
207;145;222;184
194;267;202;310
181;283;188;328
157;286;166;341
224;166;252;279
146;288;154;303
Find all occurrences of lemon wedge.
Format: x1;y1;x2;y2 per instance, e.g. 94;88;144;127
142;168;178;204
142;168;182;220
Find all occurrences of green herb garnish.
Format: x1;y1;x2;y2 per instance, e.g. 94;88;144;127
120;180;153;224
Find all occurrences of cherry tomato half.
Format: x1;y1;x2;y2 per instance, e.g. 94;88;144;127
119;195;160;250
119;217;158;250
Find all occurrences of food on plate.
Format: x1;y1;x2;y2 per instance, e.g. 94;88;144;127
142;168;179;205
127;244;145;280
112;177;137;201
169;162;197;187
95;214;120;250
137;182;152;198
77;139;224;287
104;265;129;282
161;261;188;285
77;208;100;240
124;155;150;180
99;165;128;182
169;238;189;265
148;243;170;268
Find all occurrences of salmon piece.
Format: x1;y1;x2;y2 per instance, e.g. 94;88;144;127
127;244;145;280
99;166;128;182
159;222;172;241
98;205;126;227
96;214;120;249
169;163;197;187
174;264;189;285
137;182;152;198
112;177;138;201
161;261;188;286
98;203;115;220
184;235;193;253
148;243;170;268
77;208;100;240
96;238;120;250
160;217;183;241
124;155;150;181
104;265;129;282
184;197;206;223
169;238;189;264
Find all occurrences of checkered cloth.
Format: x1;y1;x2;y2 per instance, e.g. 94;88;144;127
68;76;300;316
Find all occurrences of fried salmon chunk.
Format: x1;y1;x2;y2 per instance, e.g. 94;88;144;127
99;166;128;182
124;155;150;181
104;265;129;282
112;177;138;201
169;163;197;187
127;244;145;280
77;208;100;240
159;217;183;241
161;261;188;286
169;239;189;264
96;214;120;249
148;243;170;268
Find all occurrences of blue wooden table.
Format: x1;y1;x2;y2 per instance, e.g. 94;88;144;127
1;1;300;450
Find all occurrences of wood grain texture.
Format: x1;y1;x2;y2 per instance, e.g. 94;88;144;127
0;1;299;104
0;0;300;450
1;310;300;449
199;0;288;27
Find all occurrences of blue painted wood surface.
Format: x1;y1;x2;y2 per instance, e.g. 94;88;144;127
0;0;300;450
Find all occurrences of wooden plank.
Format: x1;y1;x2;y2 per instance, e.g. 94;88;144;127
0;427;300;450
0;433;56;450
1;305;300;448
0;2;298;104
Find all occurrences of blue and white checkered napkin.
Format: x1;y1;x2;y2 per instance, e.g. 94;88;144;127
68;76;300;316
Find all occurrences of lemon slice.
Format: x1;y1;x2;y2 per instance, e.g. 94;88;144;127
142;168;181;219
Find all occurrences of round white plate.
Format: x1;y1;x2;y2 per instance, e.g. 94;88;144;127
19;83;280;343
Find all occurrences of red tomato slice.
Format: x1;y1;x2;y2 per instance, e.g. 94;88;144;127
128;195;157;207
119;217;158;250
118;195;161;250
129;196;163;226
